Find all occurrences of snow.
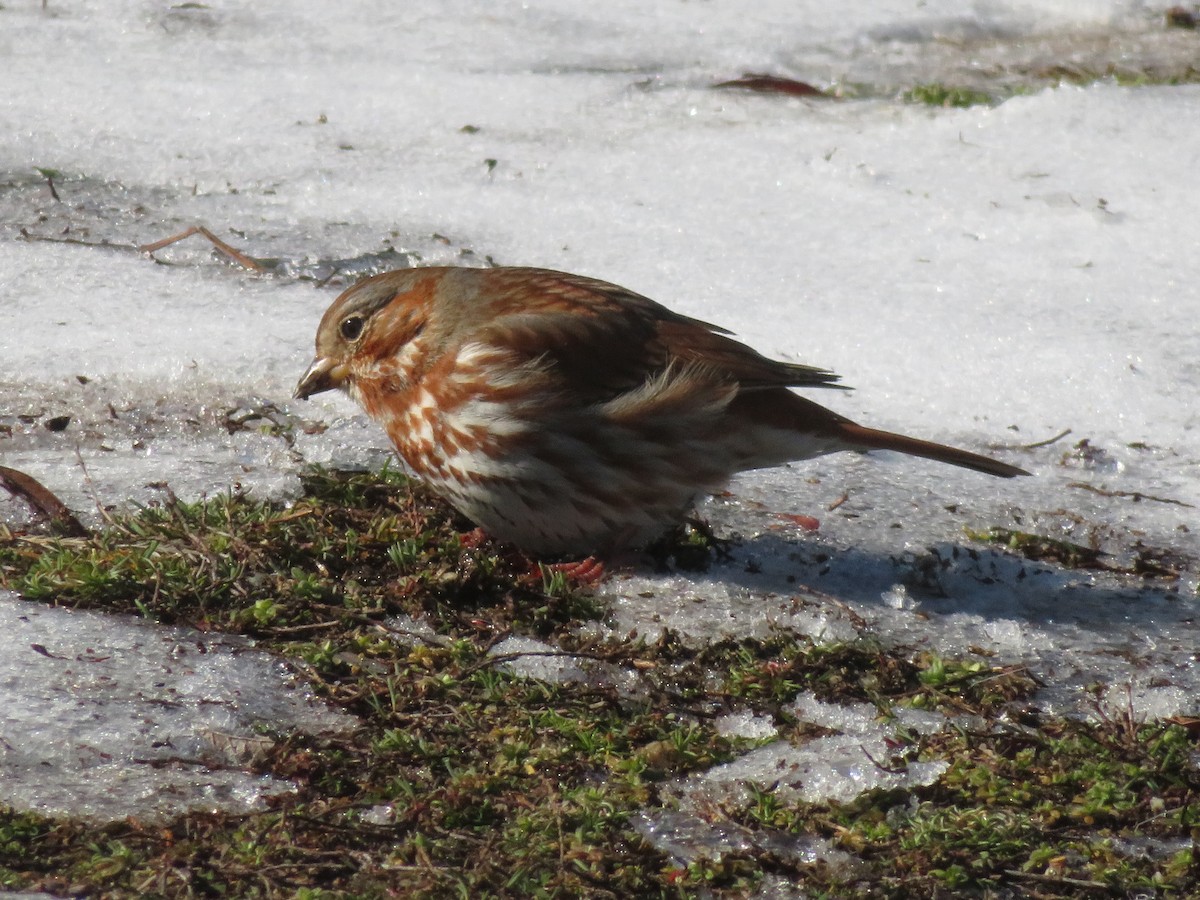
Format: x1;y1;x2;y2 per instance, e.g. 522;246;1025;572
2;0;1198;834
0;591;347;821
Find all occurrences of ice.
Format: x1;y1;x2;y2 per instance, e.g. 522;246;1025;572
2;0;1199;831
489;634;589;683
0;592;348;822
634;690;951;867
678;691;950;811
791;691;884;735
487;634;642;694
631;807;861;875
714;710;779;741
880;583;917;610
382;613;445;648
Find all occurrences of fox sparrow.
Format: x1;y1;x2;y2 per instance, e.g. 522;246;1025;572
296;267;1028;554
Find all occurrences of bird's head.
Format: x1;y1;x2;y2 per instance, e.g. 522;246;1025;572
295;269;439;402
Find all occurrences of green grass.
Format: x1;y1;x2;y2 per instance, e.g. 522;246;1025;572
1;467;1197;897
901;63;1200;111
903;83;996;108
726;716;1200;896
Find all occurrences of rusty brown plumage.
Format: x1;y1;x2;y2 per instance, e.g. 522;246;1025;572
296;266;1028;554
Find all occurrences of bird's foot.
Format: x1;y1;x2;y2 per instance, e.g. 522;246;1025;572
457;526;492;550
538;556;608;588
457;528;610;589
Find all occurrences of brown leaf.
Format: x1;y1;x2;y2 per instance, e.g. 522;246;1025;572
713;74;829;98
0;465;87;536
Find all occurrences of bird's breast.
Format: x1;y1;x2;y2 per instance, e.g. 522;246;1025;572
383;382;535;488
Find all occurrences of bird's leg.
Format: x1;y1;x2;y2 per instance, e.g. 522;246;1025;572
457;526;492;550
539;556;608;587
456;527;610;588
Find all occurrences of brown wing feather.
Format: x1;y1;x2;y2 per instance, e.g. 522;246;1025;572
472;268;843;401
656;319;843;391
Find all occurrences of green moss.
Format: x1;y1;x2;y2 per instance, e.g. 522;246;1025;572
903;83;995;108
1;470;1195;897
724;718;1200;896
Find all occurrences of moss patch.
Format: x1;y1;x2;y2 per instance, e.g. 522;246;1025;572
1;469;1196;897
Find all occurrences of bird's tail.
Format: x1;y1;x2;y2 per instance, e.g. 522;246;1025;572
730;389;1030;478
835;421;1030;478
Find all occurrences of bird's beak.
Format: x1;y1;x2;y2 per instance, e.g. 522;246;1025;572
294;357;348;399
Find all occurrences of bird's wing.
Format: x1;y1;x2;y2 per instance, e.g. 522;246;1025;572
470;268;844;402
655;317;844;391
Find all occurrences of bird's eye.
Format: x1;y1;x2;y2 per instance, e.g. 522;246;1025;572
339;315;365;341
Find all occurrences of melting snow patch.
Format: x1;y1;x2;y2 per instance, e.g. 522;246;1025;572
637;690;949;870
487;634;641;694
489;635;590;683
682;733;949;808
714;710;779;742
0;593;349;822
381;613;445;648
631;808;862;878
596;570;863;647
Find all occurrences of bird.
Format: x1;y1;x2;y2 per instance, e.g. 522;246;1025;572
295;266;1028;555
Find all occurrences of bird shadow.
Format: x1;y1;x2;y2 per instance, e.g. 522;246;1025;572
666;528;1194;638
